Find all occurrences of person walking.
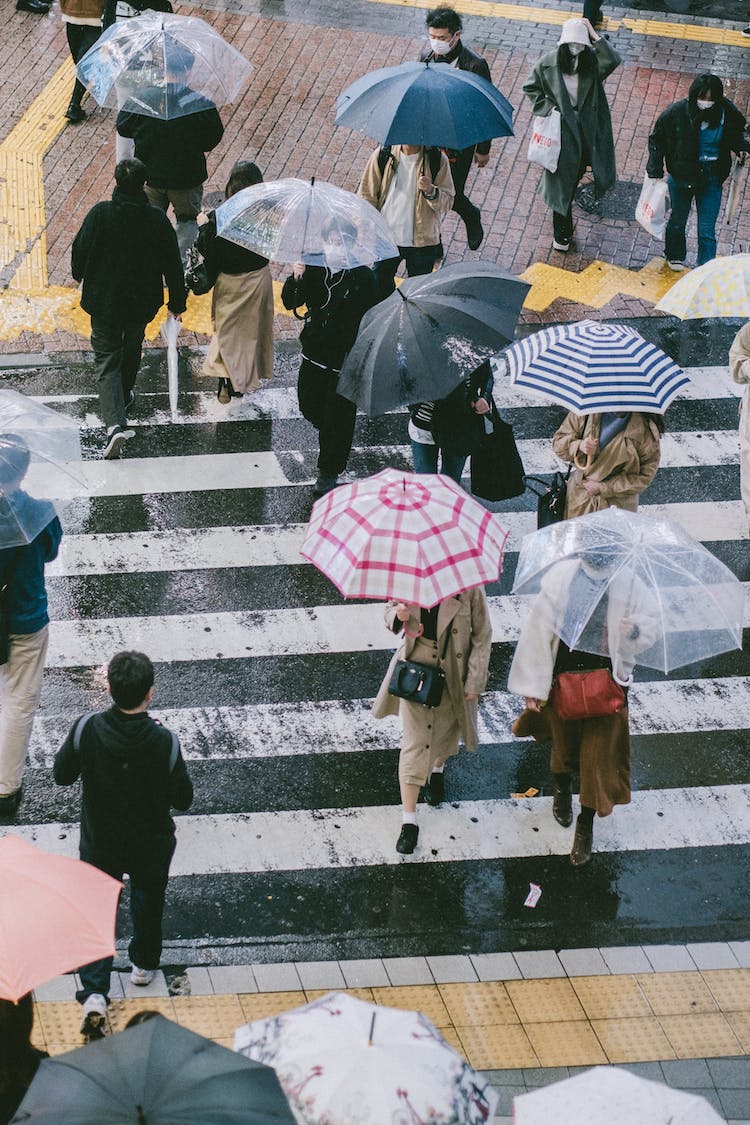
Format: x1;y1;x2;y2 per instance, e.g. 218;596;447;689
281;256;378;497
72;158;187;459
116;46;225;264
54;650;193;1042
729;321;750;534
358;142;454;298
409;359;494;485
194;160;274;404
419;6;494;251
523;17;620;252
647;74;750;270
372;590;492;855
101;0;173;161
0;436;62;821
552;411;664;517
509;550;656;866
60;0;103;124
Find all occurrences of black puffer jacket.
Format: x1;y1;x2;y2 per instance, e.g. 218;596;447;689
117;92;224;189
647;84;749;185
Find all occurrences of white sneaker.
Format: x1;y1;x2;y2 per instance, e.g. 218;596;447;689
552;238;571;252
103;425;135;460
80;992;107;1039
130;965;156;986
667;259;687;271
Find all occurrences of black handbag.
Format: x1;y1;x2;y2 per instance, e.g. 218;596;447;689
527;466;572;528
469;399;526;502
387;625;451;709
184;245;212;296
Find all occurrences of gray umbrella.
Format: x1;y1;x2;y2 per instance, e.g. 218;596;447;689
336;261;530;415
12;1014;295;1124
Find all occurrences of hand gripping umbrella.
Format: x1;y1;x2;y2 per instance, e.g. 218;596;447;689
216;177;398;272
335;60;514;148
76;12;252;120
337;261;530;415
656;254;750;320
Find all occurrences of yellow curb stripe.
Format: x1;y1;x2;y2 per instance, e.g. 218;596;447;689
519;255;679;311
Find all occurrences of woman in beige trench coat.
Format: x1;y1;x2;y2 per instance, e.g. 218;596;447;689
509;553;657;866
372;588;492;855
552;411;664;518
728;321;750;534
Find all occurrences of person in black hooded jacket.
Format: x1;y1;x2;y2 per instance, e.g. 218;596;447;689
72;158;186;459
647;73;750;269
54;650;193;1042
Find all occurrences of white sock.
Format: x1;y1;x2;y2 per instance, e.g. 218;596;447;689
431;763;445;774
106;425;119;436
401;811;417;825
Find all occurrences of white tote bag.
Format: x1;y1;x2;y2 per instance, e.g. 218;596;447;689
635;175;669;238
527;109;561;174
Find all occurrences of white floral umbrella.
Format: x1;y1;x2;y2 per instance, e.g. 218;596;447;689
234;991;497;1125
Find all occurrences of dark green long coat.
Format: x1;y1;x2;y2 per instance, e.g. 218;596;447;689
522;38;621;214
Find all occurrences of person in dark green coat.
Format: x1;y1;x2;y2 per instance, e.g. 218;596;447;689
523;17;621;252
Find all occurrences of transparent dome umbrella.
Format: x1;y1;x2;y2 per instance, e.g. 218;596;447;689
511;507;744;675
335;60;514;149
75;11;252;120
215;178;398;272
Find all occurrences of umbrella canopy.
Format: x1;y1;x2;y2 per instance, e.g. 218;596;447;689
0;390;82;465
513;1065;725;1124
0;836;120;1002
76;12;252;119
337;261;530;415
234;991;498;1125
301;468;508;608
504;320;688;414
0;435;59;549
161;314;181;419
656;253;750;320
335;60;514;148
216;177;398;271
14;1014;295;1124
512;507;743;675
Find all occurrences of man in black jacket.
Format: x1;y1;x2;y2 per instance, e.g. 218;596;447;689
420;7;493;251
54;650;193;1041
72;159;186;459
647;73;750;270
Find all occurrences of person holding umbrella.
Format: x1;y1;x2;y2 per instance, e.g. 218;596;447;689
522;17;620;252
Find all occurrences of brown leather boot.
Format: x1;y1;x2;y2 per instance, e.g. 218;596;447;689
570;814;593;867
552;782;573;827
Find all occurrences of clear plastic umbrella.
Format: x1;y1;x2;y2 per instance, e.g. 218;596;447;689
161;314;181;420
0;389;82;465
512;507;744;675
215;177;398;271
75;12;252;119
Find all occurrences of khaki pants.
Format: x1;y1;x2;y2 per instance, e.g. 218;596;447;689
0;626;49;795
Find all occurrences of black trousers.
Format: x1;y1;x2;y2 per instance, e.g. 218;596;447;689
66;23;101;108
298;358;356;477
90;316;146;430
448;146;482;225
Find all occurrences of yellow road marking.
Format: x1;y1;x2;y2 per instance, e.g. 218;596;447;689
520;256;679;311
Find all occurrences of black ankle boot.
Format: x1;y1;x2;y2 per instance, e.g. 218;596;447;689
424;771;445;807
570;814;593;867
552;781;573;827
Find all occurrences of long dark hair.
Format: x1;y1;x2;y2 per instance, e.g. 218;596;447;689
558;43;595;76
688;73;724;127
225;160;263;200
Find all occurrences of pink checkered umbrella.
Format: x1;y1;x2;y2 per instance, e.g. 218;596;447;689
301;468;508;608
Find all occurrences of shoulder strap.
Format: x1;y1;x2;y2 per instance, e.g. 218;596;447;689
428;146;442;181
377;145;393;176
73;711;98;752
168;731;180;773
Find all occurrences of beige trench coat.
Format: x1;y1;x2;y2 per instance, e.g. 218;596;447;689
202;267;274;392
372;588;492;754
728;321;750;535
358;144;454;248
552;412;662;518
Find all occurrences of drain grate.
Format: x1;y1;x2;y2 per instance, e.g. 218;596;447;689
575;179;642;221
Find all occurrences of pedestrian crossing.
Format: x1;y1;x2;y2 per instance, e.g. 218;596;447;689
4;340;750;964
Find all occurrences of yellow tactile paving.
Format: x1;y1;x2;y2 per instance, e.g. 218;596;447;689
34;1001;85;1046
456;1022;539;1069
636;971;718;1016
238;991;307;1022
305;987;375;1003
370;984;451;1027
726;1011;750;1052
570;975;652;1021
106;997;176;1033
702;968;750;1012
658;1012;744;1059
506;978;587;1024
520;257;679;312
439;981;519;1026
591;1016;676;1063
171;994;245;1039
526;1019;608;1067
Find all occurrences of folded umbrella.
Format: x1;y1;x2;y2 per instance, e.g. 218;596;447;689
301;468;508;608
335;60;513;148
656;253;750;320
161;314;181;419
337;261;530;415
504;319;688;413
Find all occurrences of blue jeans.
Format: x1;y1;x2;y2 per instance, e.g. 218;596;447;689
666;169;723;266
411;438;466;484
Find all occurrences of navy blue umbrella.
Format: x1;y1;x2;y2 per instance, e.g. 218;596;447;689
335;61;513;148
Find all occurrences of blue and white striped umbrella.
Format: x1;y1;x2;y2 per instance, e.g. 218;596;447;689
504;320;688;414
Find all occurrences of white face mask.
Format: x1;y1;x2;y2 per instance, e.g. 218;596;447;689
429;35;454;56
567;42;585;56
696;99;714;111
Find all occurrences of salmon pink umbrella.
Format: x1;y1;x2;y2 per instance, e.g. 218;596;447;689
0;836;121;1002
301;468;508;608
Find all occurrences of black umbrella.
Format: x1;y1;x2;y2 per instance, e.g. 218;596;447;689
12;1014;295;1124
337;261;530;415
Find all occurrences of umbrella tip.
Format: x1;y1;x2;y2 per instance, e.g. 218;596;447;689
396;287;407;302
310;175;316;187
368;1010;376;1046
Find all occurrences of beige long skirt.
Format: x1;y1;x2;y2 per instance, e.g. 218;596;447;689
202;266;274;392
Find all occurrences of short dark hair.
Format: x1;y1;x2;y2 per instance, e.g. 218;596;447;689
426;6;462;33
108;651;154;710
225;160;263;198
115;159;148;195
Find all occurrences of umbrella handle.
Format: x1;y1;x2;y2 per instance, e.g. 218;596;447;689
573;449;592;471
